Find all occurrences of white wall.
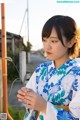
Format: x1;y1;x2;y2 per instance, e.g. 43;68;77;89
19;51;27;83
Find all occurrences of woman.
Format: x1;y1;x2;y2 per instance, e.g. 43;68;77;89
17;15;80;120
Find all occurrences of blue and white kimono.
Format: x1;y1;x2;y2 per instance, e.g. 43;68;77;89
24;58;80;120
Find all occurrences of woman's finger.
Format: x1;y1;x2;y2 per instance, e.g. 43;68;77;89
26;89;35;97
18;89;25;96
17;93;24;99
21;87;32;94
21;87;27;92
18;98;23;102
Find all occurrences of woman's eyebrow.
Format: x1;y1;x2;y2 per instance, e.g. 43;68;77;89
50;36;58;39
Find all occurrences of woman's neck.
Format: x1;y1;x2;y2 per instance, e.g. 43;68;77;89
54;56;70;69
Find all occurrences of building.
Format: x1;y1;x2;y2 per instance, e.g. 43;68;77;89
0;30;25;57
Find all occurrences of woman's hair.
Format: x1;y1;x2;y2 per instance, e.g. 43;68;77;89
42;15;79;58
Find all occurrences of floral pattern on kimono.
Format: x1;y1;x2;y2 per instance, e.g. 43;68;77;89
24;58;80;120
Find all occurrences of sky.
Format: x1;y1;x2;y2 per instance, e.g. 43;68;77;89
0;0;80;50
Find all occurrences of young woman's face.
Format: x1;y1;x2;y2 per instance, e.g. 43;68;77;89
42;28;69;61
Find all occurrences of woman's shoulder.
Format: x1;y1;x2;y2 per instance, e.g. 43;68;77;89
74;58;80;66
35;60;53;73
38;60;52;67
72;58;80;73
75;57;80;61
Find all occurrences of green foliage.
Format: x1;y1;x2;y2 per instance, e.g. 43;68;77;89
7;54;19;82
8;106;26;120
23;41;32;52
8;62;18;82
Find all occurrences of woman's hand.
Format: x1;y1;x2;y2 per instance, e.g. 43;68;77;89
17;87;27;102
24;89;47;113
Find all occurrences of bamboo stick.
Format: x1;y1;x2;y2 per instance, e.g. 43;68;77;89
1;3;13;120
0;59;3;113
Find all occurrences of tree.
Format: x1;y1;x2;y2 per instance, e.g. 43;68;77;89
23;41;32;52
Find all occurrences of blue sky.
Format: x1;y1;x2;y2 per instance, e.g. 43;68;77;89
0;0;80;50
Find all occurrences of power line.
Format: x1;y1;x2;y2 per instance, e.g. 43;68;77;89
27;0;29;43
19;8;28;35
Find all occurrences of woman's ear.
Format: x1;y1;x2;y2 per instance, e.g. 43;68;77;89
68;39;76;48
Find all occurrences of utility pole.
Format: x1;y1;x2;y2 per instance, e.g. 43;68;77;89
27;0;29;44
27;0;30;63
1;3;13;120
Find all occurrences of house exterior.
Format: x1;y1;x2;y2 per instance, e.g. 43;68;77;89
0;30;25;57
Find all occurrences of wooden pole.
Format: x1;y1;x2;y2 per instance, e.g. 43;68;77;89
0;59;3;113
1;3;13;120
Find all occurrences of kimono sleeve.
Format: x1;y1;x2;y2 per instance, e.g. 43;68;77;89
25;71;36;92
69;74;80;118
45;102;59;120
69;90;80;118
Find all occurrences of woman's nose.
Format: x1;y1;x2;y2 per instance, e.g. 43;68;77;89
46;44;51;49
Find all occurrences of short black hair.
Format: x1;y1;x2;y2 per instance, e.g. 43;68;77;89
42;15;79;58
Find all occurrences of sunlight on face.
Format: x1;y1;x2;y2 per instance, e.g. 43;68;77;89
42;28;69;61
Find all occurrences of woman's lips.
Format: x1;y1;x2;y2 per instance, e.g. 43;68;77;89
46;52;52;55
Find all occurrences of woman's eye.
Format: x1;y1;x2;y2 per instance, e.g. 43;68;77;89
42;39;46;42
51;40;58;43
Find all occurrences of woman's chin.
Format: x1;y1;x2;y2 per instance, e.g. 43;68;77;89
46;56;54;60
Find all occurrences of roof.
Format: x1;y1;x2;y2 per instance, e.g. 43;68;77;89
0;29;23;40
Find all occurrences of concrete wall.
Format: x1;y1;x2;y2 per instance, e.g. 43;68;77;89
19;51;27;83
